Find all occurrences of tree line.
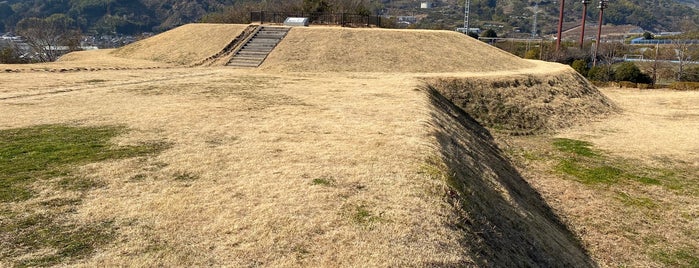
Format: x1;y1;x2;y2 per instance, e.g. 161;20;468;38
201;0;380;24
524;39;699;85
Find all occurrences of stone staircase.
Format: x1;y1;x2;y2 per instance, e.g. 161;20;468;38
227;26;290;68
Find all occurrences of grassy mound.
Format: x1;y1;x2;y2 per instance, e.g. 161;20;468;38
0;70;599;266
261;27;536;73
427;68;619;134
111;23;249;65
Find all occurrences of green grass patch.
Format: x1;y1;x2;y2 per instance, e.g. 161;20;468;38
311;177;335;186
615;192;657;209
551;139;695;192
0;124;168;202
652;248;699;267
419;155;450;182
58;176;105;191
1;212;115;266
12;218;115;267
0;124;169;265
553;138;598;157
555;159;623;184
351;205;384;225
634;176;662;186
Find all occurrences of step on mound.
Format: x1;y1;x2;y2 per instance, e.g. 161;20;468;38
227;26;290;68
111;24;249;66
260;27;537;73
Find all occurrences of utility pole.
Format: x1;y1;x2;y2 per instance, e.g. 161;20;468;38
556;0;565;52
532;2;539;37
593;0;608;66
579;0;589;49
464;0;471;32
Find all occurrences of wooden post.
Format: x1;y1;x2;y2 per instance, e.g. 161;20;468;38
556;0;566;52
580;0;589;49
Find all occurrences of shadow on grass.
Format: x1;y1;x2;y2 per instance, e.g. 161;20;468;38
424;87;596;267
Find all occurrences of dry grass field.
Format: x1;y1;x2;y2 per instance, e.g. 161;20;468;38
497;88;699;267
1;24;697;267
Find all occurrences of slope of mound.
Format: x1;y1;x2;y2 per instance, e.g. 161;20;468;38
428;64;619;134
260;27;537;73
425;88;595;267
0;70;593;266
111;23;248;65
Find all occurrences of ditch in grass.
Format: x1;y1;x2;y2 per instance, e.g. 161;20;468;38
0;124;168;266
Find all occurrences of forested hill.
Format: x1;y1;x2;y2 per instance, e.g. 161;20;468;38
0;0;238;34
392;0;698;35
0;0;697;35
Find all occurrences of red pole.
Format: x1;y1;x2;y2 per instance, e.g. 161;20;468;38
556;0;566;52
579;0;589;49
593;0;606;66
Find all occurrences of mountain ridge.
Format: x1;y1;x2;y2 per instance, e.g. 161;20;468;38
0;0;696;35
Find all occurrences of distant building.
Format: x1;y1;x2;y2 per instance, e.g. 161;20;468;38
630;38;699;45
1;33;23;42
456;28;481;34
396;16;417;24
420;2;433;9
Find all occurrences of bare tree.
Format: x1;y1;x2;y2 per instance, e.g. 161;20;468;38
596;41;625;79
201;2;262;24
0;44;26;64
672;39;694;81
331;0;371;14
264;0;303;13
638;44;663;86
16;15;81;62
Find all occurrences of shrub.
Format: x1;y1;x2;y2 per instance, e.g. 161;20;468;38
619;81;638;88
643;32;654;40
614;62;652;83
588;65;614;82
680;66;699;82
638;83;653;89
669;82;699;91
524;48;540;59
571;59;589;77
0;47;26;64
481;29;497;38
